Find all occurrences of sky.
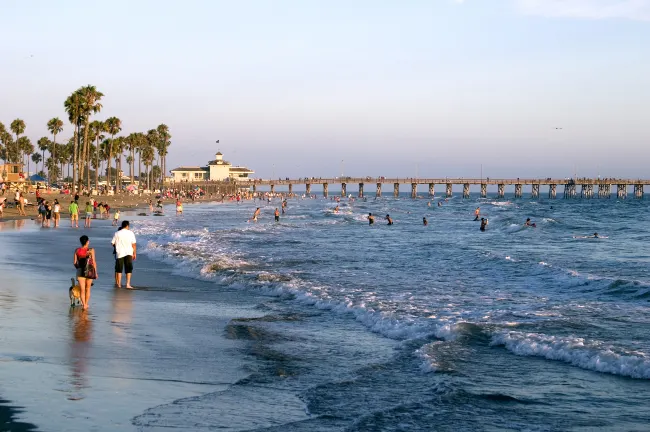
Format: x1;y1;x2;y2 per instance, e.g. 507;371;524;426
1;0;649;179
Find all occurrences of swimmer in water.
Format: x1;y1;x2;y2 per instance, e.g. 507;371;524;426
334;205;339;213
423;217;428;226
437;201;442;207
368;213;375;225
593;232;599;238
525;218;536;227
474;207;480;221
480;217;488;231
385;214;393;225
252;207;261;222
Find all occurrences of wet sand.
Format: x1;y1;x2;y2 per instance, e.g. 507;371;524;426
0;214;266;431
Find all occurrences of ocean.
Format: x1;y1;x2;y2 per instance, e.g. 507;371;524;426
1;193;649;431
133;193;650;431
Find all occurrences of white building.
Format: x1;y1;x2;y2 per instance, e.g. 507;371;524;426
170;151;254;182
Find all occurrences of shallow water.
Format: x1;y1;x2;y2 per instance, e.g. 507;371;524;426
131;193;650;430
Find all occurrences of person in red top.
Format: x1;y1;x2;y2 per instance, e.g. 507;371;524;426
73;235;97;310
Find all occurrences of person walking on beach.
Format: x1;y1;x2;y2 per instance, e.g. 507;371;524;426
18;192;26;216
176;199;183;215
53;199;61;227
112;220;137;289
113;209;120;226
73;235;97;310
84;202;93;228
69;200;79;228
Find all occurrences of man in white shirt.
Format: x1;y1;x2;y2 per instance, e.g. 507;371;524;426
111;220;137;289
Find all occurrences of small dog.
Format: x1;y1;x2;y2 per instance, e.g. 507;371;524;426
69;278;82;307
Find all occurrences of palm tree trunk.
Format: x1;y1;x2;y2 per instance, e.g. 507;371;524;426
73;125;79;191
52;133;57;183
95;137;99;190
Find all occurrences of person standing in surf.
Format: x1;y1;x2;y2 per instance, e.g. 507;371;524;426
274;208;280;222
112;220;137;289
73;235;97;310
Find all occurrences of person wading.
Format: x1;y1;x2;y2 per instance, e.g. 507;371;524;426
111;220;137;289
73;235;97;310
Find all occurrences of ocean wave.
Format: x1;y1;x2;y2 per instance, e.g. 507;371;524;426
490;331;650;379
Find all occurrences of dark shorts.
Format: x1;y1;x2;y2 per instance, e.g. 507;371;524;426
115;255;134;274
275;215;279;222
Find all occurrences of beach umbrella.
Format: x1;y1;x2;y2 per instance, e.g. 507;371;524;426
29;174;46;182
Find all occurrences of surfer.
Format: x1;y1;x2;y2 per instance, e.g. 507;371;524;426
368;213;375;225
480;217;488;231
385;214;393;225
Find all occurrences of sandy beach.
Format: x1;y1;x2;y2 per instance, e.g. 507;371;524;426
0;191;226;222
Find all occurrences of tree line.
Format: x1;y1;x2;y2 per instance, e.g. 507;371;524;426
0;85;171;192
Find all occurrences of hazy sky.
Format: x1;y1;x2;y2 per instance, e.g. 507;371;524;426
1;0;649;179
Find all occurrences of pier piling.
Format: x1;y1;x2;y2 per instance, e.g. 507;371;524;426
514;184;522;198
428;183;435;197
446;183;452;198
497;184;504;198
617;184;627;199
376;183;381;197
359;183;364;198
634;184;643;199
549;184;557;199
481;184;487;198
306;183;311;195
270;184;275;194
394;183;399;198
323;183;328;198
598;184;610;198
463;183;470;198
288;184;293;195
341;183;347;197
564;183;576;199
411;183;417;199
532;184;539;199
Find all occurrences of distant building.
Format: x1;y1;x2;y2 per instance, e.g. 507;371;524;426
170;151;254;182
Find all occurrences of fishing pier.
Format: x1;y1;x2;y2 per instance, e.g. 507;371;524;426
245;178;649;199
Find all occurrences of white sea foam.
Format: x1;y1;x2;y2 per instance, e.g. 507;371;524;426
491;331;650;379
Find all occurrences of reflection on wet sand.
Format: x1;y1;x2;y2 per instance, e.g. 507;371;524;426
0;288;17;311
0;219;26;231
111;287;133;344
68;308;93;400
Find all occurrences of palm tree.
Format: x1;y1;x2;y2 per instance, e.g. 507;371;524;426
105;116;121;188
89;120;105;189
10;119;26;166
46;157;60;181
146;129;160;190
156;124;171;188
31;153;42;175
113;136;125;191
20;137;34;176
77;86;103;190
37;137;50;175
126;133;138;185
64;92;84;190
47;117;64;182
